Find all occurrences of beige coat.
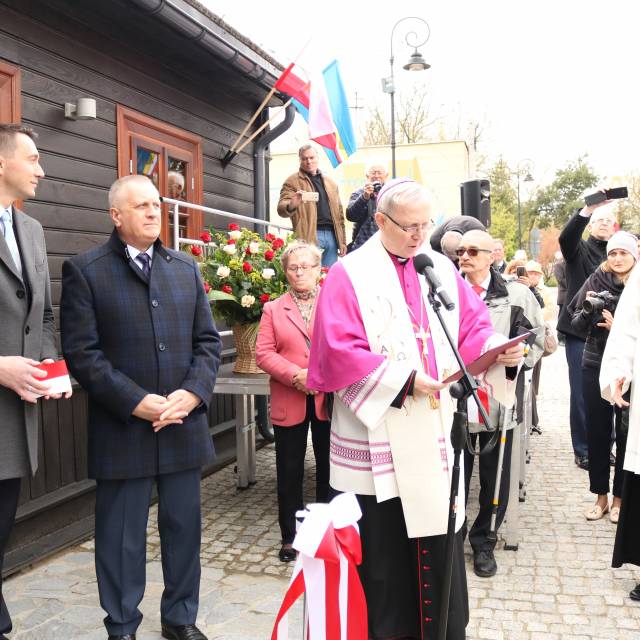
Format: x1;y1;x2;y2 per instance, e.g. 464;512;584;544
0;207;58;479
277;170;346;249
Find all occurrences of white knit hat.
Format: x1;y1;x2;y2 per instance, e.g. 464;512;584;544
606;231;639;261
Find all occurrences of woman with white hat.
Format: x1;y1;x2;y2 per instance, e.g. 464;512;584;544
568;231;638;523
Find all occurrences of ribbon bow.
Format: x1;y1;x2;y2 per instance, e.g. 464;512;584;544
271;492;367;640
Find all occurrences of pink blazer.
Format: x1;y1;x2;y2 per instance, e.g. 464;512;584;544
256;292;328;427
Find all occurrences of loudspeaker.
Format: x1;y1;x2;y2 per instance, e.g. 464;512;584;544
460;179;490;227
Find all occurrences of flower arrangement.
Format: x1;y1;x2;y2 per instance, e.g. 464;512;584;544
194;224;290;325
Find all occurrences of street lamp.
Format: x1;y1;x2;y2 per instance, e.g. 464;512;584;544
382;17;431;178
514;159;534;249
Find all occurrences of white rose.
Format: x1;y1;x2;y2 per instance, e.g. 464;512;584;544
261;268;275;280
229;230;242;240
240;295;255;308
217;266;231;278
222;244;237;255
248;241;260;254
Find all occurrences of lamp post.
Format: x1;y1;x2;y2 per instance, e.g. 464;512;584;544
514;159;534;250
382;17;431;178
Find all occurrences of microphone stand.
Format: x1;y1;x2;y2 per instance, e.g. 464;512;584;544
424;288;495;640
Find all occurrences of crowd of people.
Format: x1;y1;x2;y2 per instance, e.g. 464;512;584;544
1;124;639;640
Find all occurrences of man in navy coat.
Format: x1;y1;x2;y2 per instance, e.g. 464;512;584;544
61;175;221;640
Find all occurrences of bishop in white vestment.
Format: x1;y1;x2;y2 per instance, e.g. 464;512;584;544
307;179;524;640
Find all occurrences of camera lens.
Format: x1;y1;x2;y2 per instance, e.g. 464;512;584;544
372;182;382;193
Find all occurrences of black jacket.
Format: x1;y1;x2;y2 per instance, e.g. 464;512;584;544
557;210;608;338
568;267;624;369
346;188;377;252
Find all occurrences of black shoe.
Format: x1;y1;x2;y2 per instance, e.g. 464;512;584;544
473;550;497;577
574;455;589;470
161;624;207;640
279;544;297;562
108;635;136;640
531;424;542;435
630;584;640;601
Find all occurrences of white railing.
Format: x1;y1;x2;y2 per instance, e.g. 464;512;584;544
162;197;293;337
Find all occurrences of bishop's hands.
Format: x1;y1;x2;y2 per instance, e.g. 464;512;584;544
133;389;202;432
496;343;525;368
413;372;446;399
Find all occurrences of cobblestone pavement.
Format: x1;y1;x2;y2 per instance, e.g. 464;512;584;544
5;347;640;639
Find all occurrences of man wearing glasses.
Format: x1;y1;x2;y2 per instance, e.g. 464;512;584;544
346;162;388;253
457;230;544;579
558;195;617;471
308;178;525;640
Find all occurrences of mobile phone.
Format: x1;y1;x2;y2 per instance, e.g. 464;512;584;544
584;187;628;206
301;191;319;202
516;266;527;278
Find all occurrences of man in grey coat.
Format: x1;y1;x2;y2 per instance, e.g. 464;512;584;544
0;124;70;640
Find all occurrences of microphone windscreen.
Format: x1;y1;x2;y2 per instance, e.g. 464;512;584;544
413;253;434;273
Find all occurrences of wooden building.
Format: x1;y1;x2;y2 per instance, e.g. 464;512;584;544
0;0;284;574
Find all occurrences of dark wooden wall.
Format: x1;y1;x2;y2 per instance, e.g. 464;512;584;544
0;0;271;573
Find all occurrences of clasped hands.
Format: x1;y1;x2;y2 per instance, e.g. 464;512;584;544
0;356;73;403
133;389;201;432
292;368;318;395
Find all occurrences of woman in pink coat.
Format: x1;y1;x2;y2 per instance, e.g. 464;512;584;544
256;240;329;562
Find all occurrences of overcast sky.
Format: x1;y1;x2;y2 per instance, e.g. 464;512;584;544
204;0;639;184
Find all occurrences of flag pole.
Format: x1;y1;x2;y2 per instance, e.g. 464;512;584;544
225;97;293;163
227;85;278;155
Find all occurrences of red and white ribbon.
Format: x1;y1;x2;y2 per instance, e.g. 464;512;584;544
271;492;367;640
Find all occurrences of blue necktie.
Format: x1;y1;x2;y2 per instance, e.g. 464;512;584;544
136;252;151;279
0;209;23;278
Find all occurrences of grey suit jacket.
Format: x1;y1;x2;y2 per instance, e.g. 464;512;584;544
0;207;58;480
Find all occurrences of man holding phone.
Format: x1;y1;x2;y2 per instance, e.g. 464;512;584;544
558;189;620;470
277;145;346;267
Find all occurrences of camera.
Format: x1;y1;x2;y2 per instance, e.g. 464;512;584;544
372;181;382;193
582;290;618;320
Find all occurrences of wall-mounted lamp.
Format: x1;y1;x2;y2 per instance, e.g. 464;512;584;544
64;98;97;120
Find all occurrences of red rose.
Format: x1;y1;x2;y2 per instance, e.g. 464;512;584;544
321;266;329;274
228;223;240;231
200;231;211;243
245;247;252;255
227;238;236;244
242;262;253;273
265;233;276;242
264;250;275;261
272;238;285;250
191;245;202;256
203;281;211;293
260;293;270;304
221;284;233;294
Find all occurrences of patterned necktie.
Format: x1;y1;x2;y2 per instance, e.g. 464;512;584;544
472;284;484;297
136;252;151;279
0;209;23;277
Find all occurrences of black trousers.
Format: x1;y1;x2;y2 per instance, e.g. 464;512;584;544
0;478;21;636
464;429;514;553
356;495;468;640
273;396;330;544
583;366;626;497
95;468;202;636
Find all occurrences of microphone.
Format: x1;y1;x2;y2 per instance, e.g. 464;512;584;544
413;253;455;311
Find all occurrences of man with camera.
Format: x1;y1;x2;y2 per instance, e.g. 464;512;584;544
346;162;388;253
458;230;544;578
558;192;619;470
277;145;346;268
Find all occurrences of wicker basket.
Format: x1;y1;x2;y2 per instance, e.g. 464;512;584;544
231;322;263;374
